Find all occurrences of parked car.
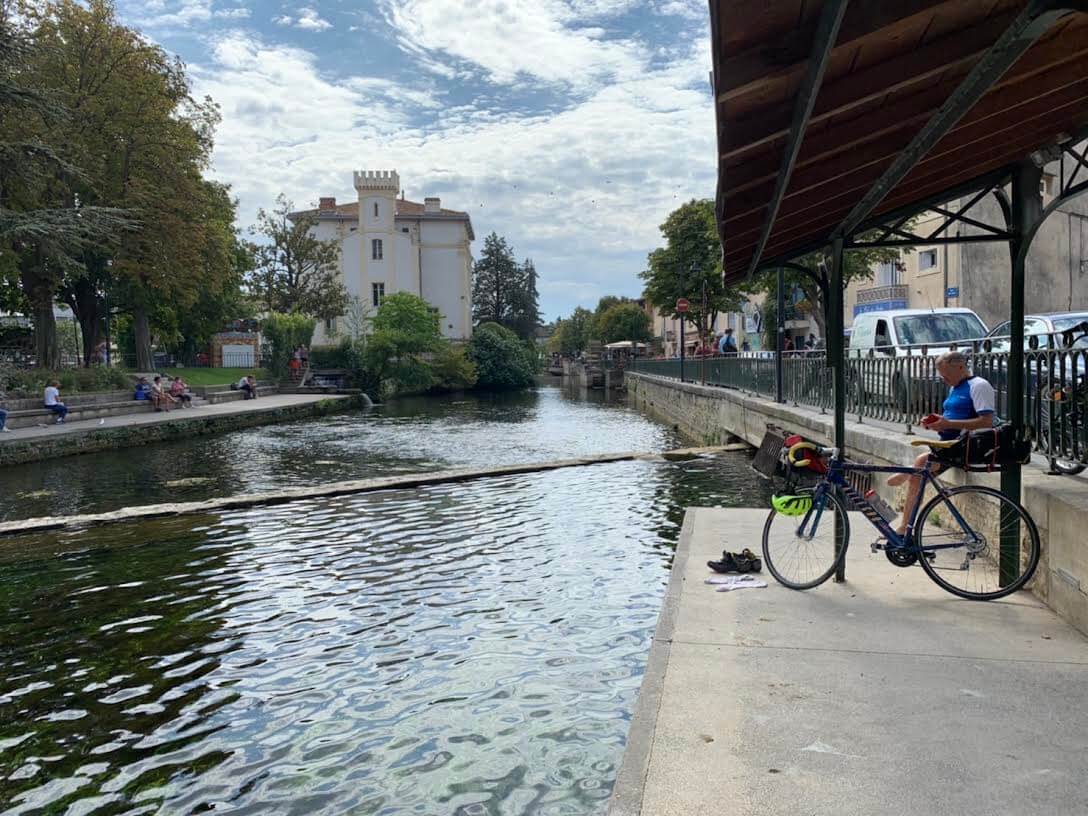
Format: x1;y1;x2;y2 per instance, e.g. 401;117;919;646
848;308;989;410
983;311;1088;351
981;312;1088;475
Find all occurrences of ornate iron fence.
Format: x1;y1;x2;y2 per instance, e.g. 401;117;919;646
632;342;1088;470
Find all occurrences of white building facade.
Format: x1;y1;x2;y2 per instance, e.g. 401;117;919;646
298;170;474;345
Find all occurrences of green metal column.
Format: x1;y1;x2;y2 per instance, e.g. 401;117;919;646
828;237;846;582
1000;162;1042;585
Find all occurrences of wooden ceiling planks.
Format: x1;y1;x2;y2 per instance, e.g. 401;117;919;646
712;0;1088;283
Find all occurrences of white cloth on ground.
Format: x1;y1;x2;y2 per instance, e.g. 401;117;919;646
704;574;768;592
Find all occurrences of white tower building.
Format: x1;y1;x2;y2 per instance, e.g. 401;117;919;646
295;170;475;345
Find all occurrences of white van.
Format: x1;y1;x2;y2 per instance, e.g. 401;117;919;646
849;308;988;410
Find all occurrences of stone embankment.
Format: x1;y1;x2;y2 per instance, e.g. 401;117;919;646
0;393;359;466
627;371;1088;635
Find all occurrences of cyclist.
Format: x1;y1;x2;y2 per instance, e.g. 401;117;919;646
886;351;995;534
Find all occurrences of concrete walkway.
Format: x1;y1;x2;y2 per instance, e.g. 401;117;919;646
610;508;1088;816
0;393;351;446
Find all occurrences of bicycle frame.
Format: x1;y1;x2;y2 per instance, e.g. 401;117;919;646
803;455;977;552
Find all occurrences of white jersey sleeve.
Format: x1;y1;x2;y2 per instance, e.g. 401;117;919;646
969;377;996;414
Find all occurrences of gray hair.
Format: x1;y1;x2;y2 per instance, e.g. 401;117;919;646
936;350;968;367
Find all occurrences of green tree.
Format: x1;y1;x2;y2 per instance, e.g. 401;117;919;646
248;194;348;321
548;306;593;355
472;233;540;340
594;302;652;345
640;199;742;341
468;322;537;390
364;292;445;394
0;2;133;367
262;312;315;380
742;240;902;340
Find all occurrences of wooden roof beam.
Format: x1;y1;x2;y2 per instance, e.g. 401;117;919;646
743;0;849;278
833;0;1080;240
716;0;969;101
720;9;1080;163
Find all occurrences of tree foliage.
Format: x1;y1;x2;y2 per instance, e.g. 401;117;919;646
594;302;652;345
742;239;903;338
247;194;348;321
263;312;315;380
548;306;594;355
472;232;540;340
639;199;742;340
364;292;445;394
468;322;538;390
3;0;246;369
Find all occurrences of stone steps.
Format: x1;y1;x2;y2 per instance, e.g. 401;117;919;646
201;386;279;405
4;398;208;429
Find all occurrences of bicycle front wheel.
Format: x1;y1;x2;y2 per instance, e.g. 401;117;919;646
762;488;850;589
915;485;1040;600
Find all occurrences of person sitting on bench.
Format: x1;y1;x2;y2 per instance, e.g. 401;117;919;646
149;376;175;412
237;375;257;400
43;381;68;424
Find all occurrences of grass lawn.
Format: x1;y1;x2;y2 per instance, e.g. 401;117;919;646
162;368;267;387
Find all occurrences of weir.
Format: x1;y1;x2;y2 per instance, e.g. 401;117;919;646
0;446;734;538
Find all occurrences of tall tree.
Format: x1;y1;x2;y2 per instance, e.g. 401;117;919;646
507;257;541;341
472;232;520;328
247;194;347;321
0;2;132;367
548;306;593;355
640;199;742;342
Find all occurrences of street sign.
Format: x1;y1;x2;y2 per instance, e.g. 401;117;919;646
676;298;690;313
946;286;960;298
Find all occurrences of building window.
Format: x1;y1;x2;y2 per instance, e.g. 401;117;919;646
372;239;383;260
401;227;409;233
372;282;385;308
919;249;938;271
324;317;337;336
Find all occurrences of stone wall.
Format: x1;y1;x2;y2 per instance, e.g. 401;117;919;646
627;372;1088;634
0;397;358;467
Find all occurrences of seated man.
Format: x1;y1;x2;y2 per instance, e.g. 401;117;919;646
886;351;995;535
238;375;257;400
43;380;68;424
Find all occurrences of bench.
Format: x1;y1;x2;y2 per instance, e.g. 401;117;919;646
197;383;279;405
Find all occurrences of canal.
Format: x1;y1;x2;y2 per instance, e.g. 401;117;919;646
0;386;771;815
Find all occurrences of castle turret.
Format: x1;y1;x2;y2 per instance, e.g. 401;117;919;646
354;170;400;302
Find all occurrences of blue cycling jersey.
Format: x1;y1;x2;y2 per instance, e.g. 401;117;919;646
941;375;995;440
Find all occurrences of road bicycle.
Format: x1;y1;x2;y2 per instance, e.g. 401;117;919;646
762;441;1040;601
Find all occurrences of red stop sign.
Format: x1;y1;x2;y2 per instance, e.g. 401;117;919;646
676;298;690;313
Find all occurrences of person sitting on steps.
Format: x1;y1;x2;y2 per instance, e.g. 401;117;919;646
43;380;68;424
886;351;995;535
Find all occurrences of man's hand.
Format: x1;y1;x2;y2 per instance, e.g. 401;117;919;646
925;416;953;431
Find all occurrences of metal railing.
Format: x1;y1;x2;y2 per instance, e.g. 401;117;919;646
632;338;1088;469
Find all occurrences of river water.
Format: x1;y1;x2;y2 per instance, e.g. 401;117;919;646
0;386;770;815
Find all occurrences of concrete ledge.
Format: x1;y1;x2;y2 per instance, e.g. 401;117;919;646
0;394;356;466
608;507;1088;815
627;372;1088;635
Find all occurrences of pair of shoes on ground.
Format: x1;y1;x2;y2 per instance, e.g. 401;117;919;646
708;548;762;574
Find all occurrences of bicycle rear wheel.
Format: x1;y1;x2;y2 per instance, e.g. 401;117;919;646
915;485;1040;600
762;488;849;589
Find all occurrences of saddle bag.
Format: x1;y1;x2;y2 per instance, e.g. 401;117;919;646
935;424;1032;472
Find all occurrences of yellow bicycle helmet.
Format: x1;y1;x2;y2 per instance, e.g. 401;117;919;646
771;494;813;516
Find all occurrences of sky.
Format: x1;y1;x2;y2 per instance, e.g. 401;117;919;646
115;0;717;322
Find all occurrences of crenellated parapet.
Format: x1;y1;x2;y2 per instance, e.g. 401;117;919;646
353;169;400;193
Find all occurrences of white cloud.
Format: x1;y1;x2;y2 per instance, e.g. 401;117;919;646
380;0;645;91
189;26;715;316
655;0;706;21
275;7;332;31
137;0;212;28
214;7;250;19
